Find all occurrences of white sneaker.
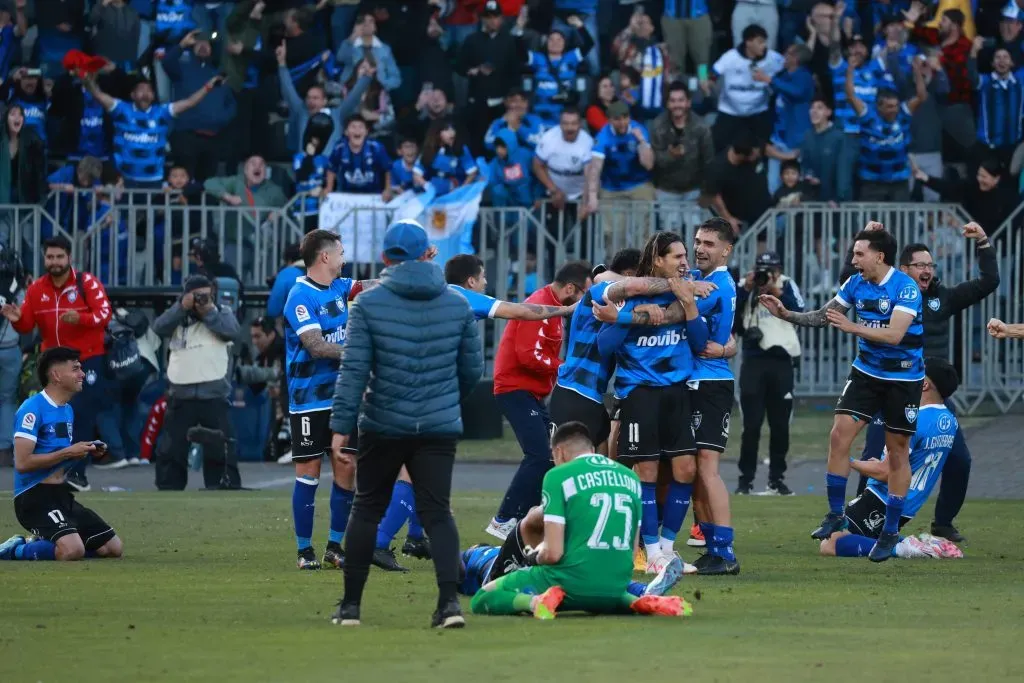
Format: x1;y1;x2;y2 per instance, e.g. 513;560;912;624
646;550;670;575
277;451;293;465
94;459;131;470
917;533;964;559
126;457;141;466
485;517;518;542
894;536;939;559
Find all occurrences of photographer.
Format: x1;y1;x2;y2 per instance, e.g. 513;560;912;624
735;251;803;496
151;275;242;491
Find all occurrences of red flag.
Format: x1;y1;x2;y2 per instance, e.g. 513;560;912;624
61;49;109;77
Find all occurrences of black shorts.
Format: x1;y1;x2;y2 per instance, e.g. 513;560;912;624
290;410;334;462
610;399;622;422
689;380;734;453
616;384;696;462
489;520;531;583
835;368;923;435
14;484;116;550
549;385;611;446
844;490;911;539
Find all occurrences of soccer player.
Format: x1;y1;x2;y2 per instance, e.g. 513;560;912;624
820;358;964;560
988;318;1024;339
686;218;740;575
596;232;708;575
282;230;370;570
469;422;690;619
0;347;124;562
761;225;925;562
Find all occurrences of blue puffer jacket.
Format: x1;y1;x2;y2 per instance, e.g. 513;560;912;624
330;260;484;438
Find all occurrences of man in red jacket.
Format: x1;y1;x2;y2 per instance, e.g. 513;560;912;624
485;260;592;541
1;236;112;491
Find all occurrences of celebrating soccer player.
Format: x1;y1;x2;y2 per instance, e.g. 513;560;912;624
761;224;924;562
988;318;1024;339
0;347;124;563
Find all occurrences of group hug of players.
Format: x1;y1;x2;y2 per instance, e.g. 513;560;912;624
0;217;995;623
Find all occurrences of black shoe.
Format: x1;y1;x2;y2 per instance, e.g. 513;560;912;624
372;547;409;572
767;480;794;496
868;531;899;563
930;523;966;544
323;543;345;569
66;470;91;493
734;481;753;495
402;536;432;560
810;512;847;540
297;547;322;570
430;599;466;629
331;601;360;626
693;553;740;576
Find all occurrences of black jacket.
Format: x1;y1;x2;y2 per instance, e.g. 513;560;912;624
458;22;524;106
839;242;1000;360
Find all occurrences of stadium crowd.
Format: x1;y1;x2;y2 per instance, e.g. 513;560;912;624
0;1;1021;540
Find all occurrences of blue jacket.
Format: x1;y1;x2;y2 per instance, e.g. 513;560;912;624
487;128;537;208
161;45;237;132
335;36;401;92
770;66;815;150
330;260;484;437
799;123;853;202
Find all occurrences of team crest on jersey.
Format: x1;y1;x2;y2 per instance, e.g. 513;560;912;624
68;290;78;303
86;370;97;386
21;412;36;430
877;298;891;314
928;298;941;311
855;299;864;310
295;304;310;322
691;410;703;430
904;404;918;424
938;413;953;432
335;297;347;313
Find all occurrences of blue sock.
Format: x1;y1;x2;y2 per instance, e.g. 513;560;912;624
660;481;693;542
494;515;512;523
698;521;713;546
626;581;646;598
329;483;354;545
14;539;56;561
826;473;848;515
407;506;424;539
834;534;876;557
883;494;905;534
293;476;318;550
376;481;414;549
709;525;736;562
640;483;660;552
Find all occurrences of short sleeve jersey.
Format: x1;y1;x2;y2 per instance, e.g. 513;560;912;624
556;281;615;403
13;391;75;497
609;292;697;398
541;454;642;595
691;267;737;381
592;121;651;192
448;284;500;320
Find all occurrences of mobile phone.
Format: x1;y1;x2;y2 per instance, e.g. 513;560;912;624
25;68;42;77
91;440;107;449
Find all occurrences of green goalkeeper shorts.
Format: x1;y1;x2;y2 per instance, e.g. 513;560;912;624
495;566;635;614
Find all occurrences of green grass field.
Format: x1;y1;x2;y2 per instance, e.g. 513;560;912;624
1;492;1021;683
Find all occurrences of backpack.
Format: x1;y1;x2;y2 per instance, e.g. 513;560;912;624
215;276;241;314
106;318;147;382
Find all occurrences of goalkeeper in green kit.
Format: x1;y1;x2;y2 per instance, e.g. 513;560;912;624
470;422;692;620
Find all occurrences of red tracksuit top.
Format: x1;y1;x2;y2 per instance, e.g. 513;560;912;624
493;285;563;400
12;269;112;361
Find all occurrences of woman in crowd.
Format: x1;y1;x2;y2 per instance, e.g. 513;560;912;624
413;118;478;196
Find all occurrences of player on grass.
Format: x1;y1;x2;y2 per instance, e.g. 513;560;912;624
820;357;963;560
469;422;691;619
762;225;924;562
0;347;124;562
369;253;580;571
282;230;362;570
595;232;709;576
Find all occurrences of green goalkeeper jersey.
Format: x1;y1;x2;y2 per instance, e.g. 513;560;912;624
540;454;643;595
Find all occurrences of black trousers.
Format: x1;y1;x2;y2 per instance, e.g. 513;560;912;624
738;354;795;486
155;396;241;490
169;129;229;183
343;432;460;609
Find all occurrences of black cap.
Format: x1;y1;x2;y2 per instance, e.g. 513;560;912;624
755;251;781;269
924;357;960;399
849;34;868;47
184;274;212;293
481;0;502;16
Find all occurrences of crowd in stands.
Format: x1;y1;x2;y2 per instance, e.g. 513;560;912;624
2;0;1024;481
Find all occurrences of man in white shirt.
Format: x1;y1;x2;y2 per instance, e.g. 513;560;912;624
703;24;784;152
533;106;596;252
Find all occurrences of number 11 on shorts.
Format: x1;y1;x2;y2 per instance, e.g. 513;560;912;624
627;423;640;444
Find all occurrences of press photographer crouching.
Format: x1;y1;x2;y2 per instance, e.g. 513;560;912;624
735;251;804;496
152;275;242;490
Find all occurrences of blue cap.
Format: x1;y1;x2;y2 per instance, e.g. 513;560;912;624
383;219;429;263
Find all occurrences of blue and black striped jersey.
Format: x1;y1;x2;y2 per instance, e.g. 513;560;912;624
835;268;924;381
691;267;736;381
556;281;615;403
109;100;174;183
283;276;354;413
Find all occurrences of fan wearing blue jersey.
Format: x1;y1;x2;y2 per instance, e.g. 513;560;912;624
368;253;579;569
324;114;393;200
84;72;224;188
762;225;925;562
596;232;709;576
819;358;964;560
0;347;124;563
282;230;367;571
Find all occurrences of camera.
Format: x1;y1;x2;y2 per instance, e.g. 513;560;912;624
193;292;210;307
752;251;782;289
744;326;764;345
753;267;772;288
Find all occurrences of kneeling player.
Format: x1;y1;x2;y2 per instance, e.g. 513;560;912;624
819;358;964;561
0;348;124;562
469;422;691;619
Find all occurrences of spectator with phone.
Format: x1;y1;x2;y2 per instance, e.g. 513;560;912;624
151;274;242;490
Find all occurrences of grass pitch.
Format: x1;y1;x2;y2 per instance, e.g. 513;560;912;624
1;492;1021;683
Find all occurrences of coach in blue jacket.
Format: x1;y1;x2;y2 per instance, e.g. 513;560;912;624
329;219;484;630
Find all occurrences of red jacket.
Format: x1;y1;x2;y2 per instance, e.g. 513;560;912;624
12;269;112;361
139;397;167;462
493;285;564;399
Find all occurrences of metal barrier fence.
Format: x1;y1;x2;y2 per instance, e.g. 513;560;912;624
10;192;1022;413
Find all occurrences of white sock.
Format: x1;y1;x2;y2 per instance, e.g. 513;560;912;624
660;537;675;555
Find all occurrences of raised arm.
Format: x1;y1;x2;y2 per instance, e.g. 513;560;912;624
603;277;670;304
82;74;117;112
946;224;1000;314
172;76;223;117
905;58;928;115
845;61;867;116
